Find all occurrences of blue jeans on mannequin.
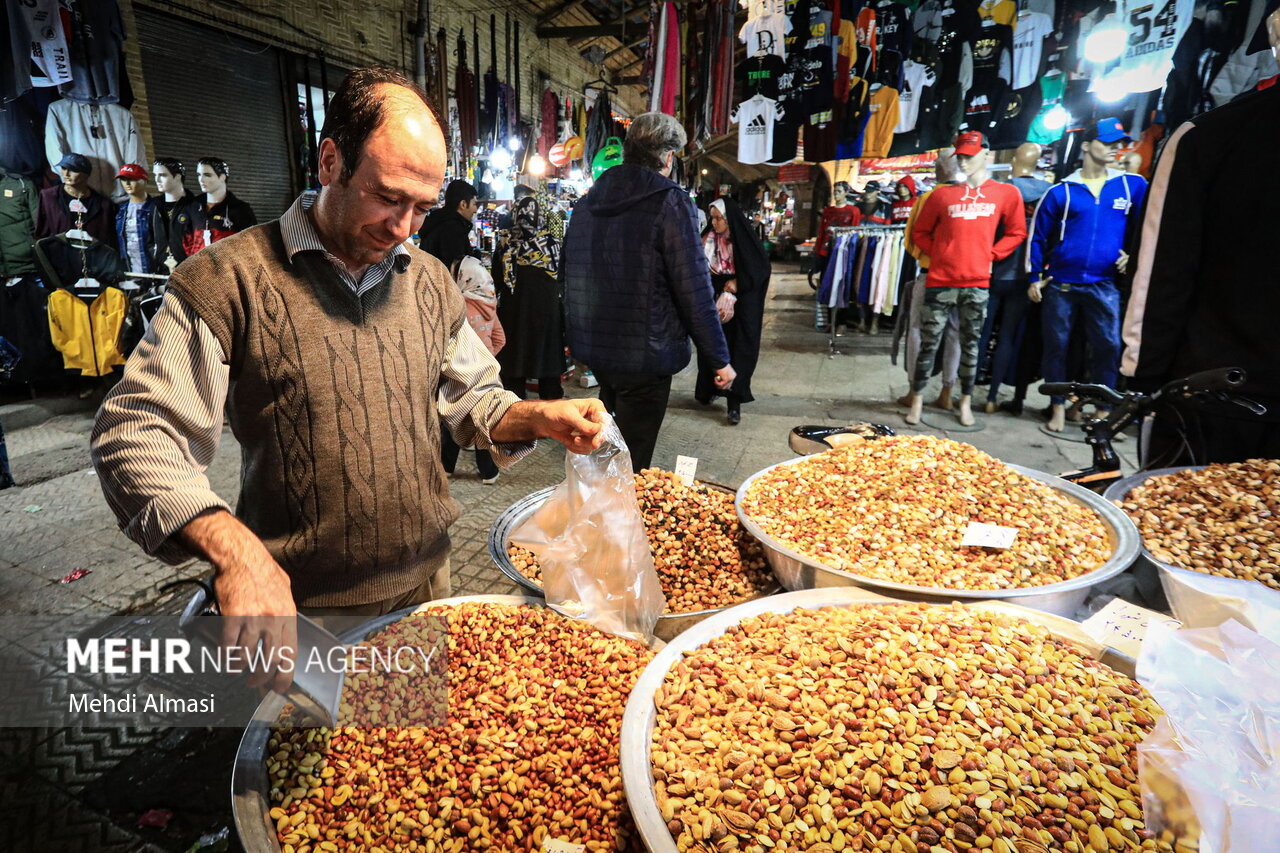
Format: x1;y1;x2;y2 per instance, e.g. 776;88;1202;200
1040;279;1122;405
978;278;1032;404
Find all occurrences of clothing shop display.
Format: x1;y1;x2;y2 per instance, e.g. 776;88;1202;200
991;80;1043;149
1011;10;1054;90
971;22;1013;82
1027;74;1068;144
47;285;127;376
650;2;682;114
116;197;156;274
895;60;937;133
60;0;127;105
913;0;982;89
733;95;786;165
1028;169;1148;286
6;0;71;100
0;170;39;277
860;85;900;158
815;203;861;257
176;192;257;258
34;185;117;246
150;191;196;269
44;100;145;201
964;77;1009;135
817;226;907;317
740;11;791;59
874;0;915;82
911;180;1025;289
738;54;787;98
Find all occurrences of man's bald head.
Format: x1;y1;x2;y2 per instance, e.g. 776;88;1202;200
320;67;443;182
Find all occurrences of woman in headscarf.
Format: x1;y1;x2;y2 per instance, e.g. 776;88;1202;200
441;257;506;484
696;197;771;425
494;194;566;400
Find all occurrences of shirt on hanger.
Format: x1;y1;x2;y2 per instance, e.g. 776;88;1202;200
964;77;1009;134
991;79;1043;148
738;54;787;99
739;11;792;59
733;94;786;164
855;8;878;75
913;0;983;89
895;60;937;132
977;0;1018;27
1027;74;1067;144
860;84;901;157
124;201;144;273
972;21;1013;83
1095;0;1197;94
1011;11;1054;90
741;0;787;18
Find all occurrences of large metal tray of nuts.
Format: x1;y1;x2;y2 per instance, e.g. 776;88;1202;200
490;484;781;642
619;587;1139;853
230;593;543;853
735;456;1141;617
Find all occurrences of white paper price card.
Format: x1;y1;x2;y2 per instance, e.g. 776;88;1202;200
541;839;585;853
960;522;1018;549
1080;598;1181;659
674;455;699;487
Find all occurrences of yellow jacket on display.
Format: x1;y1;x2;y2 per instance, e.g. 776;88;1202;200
48;287;127;377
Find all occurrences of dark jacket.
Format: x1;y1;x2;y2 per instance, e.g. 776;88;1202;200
175;192;257;259
149;192;197;268
563;164;730;376
417;208;475;269
34;185;117;246
0;170;40;276
115;196;157;274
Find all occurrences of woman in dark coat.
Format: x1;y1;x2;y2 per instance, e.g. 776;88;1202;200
695;197;771;424
494;195;566;399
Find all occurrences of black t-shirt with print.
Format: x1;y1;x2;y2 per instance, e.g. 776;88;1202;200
738;54;787;99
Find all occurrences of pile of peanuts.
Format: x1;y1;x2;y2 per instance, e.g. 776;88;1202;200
739;436;1112;590
1119;459;1280;590
651;603;1172;853
267;602;654;853
509;468;775;612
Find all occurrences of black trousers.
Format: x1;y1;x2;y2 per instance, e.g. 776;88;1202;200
440;431;499;479
502;375;564;400
1146;401;1280;467
594;372;672;473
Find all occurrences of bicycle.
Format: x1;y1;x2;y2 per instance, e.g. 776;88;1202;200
1040;367;1260;494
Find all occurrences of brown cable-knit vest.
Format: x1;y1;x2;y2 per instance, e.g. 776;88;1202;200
168;222;464;607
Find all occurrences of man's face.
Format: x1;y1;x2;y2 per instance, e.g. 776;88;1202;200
61;168;88;191
1085;138;1124;166
315;85;447;268
121;178;147;196
457;197;480;221
197;165;226;195
154;165;180;194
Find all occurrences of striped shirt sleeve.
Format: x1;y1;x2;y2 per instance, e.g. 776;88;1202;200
438;320;536;467
90;290;231;564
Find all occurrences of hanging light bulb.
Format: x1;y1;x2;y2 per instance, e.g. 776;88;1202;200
489;147;513;171
1084;15;1127;63
1042;105;1071;131
481;168;495;184
507;136;522;151
491;176;510;196
528;154;547;177
1093;76;1129;104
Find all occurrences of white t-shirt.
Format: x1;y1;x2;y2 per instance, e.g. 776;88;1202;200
732;95;785;165
1095;0;1196;94
739;12;791;59
1011;11;1054;90
740;0;786;18
125;202;145;273
895;61;937;132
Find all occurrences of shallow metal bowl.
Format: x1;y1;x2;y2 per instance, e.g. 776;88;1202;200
619;587;1139;853
489;484;781;642
735;456;1141;617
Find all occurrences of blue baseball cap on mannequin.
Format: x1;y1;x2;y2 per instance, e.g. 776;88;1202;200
1090;117;1131;144
56;153;92;174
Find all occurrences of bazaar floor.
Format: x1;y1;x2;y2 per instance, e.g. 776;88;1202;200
0;263;1134;851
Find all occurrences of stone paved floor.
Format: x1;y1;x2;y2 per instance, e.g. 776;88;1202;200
0;265;1135;851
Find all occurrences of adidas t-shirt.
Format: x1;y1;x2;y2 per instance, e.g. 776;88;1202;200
1101;0;1197;94
740;12;792;59
895;60;936;132
1011;11;1054;90
733;94;786;164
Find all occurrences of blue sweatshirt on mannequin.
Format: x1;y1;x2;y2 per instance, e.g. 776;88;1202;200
1027;168;1147;284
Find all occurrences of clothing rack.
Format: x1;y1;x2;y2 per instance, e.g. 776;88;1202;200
821;225;908;355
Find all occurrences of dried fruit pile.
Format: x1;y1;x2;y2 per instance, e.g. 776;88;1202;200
509;468;775;612
1119;459;1280;590
268;602;654;853
740;436;1111;590
651;603;1170;853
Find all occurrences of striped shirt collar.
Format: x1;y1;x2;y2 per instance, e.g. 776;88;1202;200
280;192;412;296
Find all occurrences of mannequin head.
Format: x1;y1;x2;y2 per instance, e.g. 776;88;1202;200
1082;118;1131;174
952;132;991;186
197;158;229;200
895;182;912;200
153;158;185;198
832;181;852;206
1121;151;1144;174
1012;142;1041;178
1269;8;1280;69
56;153;92;198
117;164;149;203
314;67;446;271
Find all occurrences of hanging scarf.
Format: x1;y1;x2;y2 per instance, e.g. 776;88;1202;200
501;196;560;289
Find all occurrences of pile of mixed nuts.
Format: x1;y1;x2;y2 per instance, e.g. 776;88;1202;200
651;603;1170;853
267;602;653;852
1119;459;1280;590
509;468;775;612
739;436;1111;590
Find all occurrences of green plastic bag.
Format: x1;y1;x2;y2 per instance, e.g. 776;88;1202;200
591;136;623;180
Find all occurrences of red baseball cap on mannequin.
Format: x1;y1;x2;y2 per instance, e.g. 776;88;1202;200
953;131;988;157
116;163;148;180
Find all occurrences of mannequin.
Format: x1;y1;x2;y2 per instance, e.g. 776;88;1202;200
177;157;257;258
815;181;860;258
857;180;892;223
151;157;196;270
1119;10;1280;464
980;142;1052;414
34;153;117;245
1029;118;1147;432
114;164;157;275
905;132;1025;426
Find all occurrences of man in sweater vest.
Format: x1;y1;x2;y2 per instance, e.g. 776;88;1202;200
91;68;605;693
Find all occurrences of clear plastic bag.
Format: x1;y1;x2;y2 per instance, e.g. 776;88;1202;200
1137;619;1280;852
509;413;665;643
1157;562;1280;633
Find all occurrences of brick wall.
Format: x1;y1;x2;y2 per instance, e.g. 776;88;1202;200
119;0;646;165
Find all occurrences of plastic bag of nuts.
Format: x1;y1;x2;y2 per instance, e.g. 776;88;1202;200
510;469;776;613
650;602;1170;853
740;436;1112;591
1117;460;1280;591
267;601;654;853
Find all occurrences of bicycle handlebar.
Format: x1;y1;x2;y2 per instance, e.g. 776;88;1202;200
1162;367;1247;397
1038;382;1126;407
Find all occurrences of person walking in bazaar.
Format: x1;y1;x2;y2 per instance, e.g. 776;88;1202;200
696;197;771;425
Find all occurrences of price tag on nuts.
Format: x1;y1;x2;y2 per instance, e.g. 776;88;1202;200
960;522;1018;549
541;840;585;853
1081;598;1181;659
674;455;699;487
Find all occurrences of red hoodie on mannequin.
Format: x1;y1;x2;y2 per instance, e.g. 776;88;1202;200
891;175;918;223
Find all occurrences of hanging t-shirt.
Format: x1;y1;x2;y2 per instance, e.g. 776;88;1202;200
860;85;900;157
742;0;787;17
1011;11;1054;90
733;94;786;164
895;60;937;132
964;77;1009;134
738;54;787;98
991;79;1043;148
124;202;145;274
855;8;878;76
1027;73;1068;144
801;40;836;118
913;0;983;89
739;12;792;59
874;1;914;83
1095;0;1197;94
972;22;1013;82
977;0;1018;27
